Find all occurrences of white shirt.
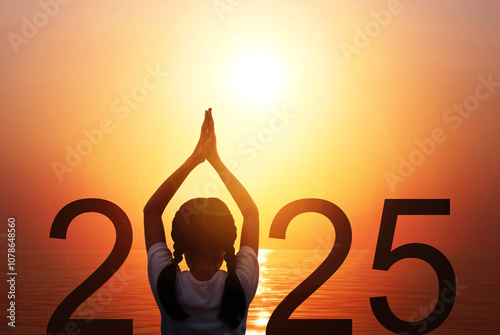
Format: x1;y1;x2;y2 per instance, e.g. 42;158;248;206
148;242;259;334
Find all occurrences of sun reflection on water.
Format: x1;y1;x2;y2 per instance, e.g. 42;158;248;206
247;249;274;334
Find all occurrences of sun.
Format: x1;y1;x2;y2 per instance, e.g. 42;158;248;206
229;50;286;105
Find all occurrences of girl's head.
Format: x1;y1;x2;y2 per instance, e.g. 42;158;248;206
158;198;246;329
171;198;236;269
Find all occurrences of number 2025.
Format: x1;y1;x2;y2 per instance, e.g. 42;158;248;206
47;198;455;335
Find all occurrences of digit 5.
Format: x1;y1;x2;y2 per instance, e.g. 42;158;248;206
370;199;456;334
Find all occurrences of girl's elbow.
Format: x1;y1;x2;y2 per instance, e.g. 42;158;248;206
143;204;152;215
143;203;160;217
243;204;259;220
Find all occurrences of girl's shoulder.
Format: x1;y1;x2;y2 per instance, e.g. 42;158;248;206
237;245;258;258
236;246;259;268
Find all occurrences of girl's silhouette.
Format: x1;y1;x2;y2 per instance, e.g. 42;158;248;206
144;109;259;334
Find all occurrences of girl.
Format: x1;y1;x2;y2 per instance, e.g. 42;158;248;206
144;109;259;334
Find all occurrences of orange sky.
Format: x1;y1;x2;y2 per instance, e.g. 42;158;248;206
1;0;499;252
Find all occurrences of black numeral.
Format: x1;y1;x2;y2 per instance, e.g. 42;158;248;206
267;199;353;335
47;199;133;335
370;199;456;334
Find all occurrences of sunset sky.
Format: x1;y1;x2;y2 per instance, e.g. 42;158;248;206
1;0;499;252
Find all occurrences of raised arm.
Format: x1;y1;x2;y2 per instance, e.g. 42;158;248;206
206;110;259;255
143;110;211;252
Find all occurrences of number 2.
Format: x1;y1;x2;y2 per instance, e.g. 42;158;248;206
47;199;133;335
266;199;353;335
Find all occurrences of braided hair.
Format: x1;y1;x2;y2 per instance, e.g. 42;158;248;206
157;198;246;329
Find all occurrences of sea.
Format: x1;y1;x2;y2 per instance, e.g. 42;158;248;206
1;249;498;334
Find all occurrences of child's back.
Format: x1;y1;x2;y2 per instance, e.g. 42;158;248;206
148;242;259;334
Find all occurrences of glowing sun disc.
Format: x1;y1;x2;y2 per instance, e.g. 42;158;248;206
230;50;285;105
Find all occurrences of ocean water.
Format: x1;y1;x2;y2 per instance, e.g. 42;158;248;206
1;249;499;334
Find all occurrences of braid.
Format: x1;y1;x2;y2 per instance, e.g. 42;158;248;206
224;247;236;271
157;229;189;321
219;246;246;329
172;244;184;265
